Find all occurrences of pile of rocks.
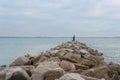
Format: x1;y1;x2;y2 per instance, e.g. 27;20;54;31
0;41;120;80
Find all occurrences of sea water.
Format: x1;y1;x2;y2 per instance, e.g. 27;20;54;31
0;37;120;65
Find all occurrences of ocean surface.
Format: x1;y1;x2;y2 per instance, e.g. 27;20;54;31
0;37;120;66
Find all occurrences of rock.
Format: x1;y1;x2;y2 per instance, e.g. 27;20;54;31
56;73;102;80
60;60;75;72
80;59;97;68
63;52;81;63
33;55;49;67
81;66;110;79
0;67;6;80
44;69;64;80
45;57;60;64
74;63;89;70
10;56;29;66
0;65;6;68
32;61;64;80
55;52;66;59
10;65;35;77
25;53;38;60
6;67;30;80
79;49;89;54
56;73;85;80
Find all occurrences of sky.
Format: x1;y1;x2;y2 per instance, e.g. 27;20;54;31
0;0;120;37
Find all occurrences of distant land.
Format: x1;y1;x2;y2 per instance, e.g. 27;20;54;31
0;36;120;38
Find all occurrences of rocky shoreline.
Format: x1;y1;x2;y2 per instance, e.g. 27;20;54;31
0;41;120;80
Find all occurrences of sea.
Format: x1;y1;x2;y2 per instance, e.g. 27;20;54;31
0;37;120;66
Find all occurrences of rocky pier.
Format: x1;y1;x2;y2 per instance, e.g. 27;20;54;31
0;41;120;80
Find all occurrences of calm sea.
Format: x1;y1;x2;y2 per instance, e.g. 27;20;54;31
0;37;120;66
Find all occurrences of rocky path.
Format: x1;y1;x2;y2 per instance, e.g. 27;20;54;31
0;41;120;80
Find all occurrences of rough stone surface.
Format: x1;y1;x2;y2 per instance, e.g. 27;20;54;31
10;56;29;66
63;52;81;62
60;60;75;72
6;67;30;80
44;69;64;80
32;61;64;80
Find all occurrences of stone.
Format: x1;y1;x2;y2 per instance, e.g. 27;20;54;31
32;61;64;80
63;52;81;63
45;57;60;64
56;73;102;80
6;67;30;80
11;65;35;77
74;63;89;70
10;56;29;66
60;60;75;72
25;53;38;60
81;66;110;79
0;67;6;80
79;49;89;54
80;59;97;68
44;69;64;80
56;73;85;80
55;52;66;59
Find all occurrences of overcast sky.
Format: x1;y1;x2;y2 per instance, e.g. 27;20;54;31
0;0;120;37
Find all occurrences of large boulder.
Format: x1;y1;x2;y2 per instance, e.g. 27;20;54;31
10;65;35;77
60;60;75;72
44;69;64;80
63;52;81;63
10;56;29;66
6;67;30;80
81;66;110;79
32;61;64;80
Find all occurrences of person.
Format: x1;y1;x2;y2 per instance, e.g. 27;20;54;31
72;35;75;41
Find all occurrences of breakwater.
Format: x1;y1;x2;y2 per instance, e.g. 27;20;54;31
0;41;120;80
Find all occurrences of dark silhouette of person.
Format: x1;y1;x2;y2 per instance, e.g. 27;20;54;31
72;35;75;41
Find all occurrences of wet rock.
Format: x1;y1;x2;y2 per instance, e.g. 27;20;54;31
63;52;81;63
10;56;29;66
60;60;75;72
32;61;64;80
6;67;30;80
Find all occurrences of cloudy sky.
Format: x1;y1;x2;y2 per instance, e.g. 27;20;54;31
0;0;120;37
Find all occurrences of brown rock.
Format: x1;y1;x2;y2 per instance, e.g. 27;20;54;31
11;65;35;77
6;67;30;80
80;59;97;68
81;66;110;79
44;69;64;80
32;61;64;80
10;56;29;66
63;52;81;63
60;60;75;72
74;63;89;70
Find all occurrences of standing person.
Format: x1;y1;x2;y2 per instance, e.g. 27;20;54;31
72;35;75;41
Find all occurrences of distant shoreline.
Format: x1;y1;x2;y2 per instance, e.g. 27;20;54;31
0;37;120;38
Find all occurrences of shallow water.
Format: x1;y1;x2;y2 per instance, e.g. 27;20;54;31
0;37;120;65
